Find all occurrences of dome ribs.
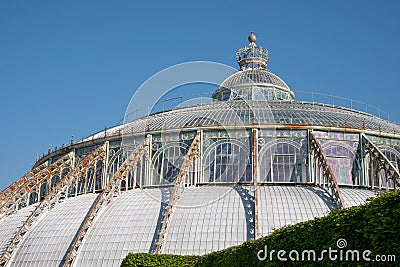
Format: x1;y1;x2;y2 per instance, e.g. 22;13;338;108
309;130;346;209
63;138;149;267
0;162;47;206
360;134;400;189
0;144;106;267
0;153;73;222
154;131;201;254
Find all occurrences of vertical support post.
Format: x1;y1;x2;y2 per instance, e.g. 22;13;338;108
91;167;96;194
139;156;143;188
252;128;259;240
68;149;76;198
83;167;88;195
102;142;110;191
192;154;197;186
359;133;366;186
74;170;78;197
307;130;314;184
386;169;389;190
146;134;153;186
370;156;374;189
198;129;203;185
133;165;137;188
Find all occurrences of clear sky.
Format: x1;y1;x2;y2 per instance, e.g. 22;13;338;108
1;0;400;190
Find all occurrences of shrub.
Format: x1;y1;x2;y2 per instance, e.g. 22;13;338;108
121;253;201;267
122;191;400;267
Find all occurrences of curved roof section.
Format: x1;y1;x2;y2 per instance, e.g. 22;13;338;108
111;101;400;137
219;69;290;90
10;194;97;266
5;186;373;266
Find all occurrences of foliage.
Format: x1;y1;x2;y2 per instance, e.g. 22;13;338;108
121;191;400;267
121;253;201;267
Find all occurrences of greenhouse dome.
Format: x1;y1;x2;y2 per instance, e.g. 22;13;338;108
0;32;399;267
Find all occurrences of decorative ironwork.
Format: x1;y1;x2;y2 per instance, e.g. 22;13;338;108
62;138;149;267
236;32;269;70
154;131;201;254
309;130;346;209
0;153;73;220
361;134;400;189
0;162;48;203
0;144;106;267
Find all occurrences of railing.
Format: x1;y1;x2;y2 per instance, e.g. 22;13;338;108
294;90;394;123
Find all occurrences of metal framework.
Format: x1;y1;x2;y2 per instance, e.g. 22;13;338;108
120;101;400;136
361;134;400;189
0;162;48;204
0;145;106;267
0;153;73;220
62;138;149;267
154;131;201;254
309;130;346;209
2;33;400;266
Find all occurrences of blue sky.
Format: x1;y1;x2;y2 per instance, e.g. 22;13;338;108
1;0;400;190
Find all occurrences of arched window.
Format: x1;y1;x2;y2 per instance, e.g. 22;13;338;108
29;191;38;205
203;139;251;183
39;183;49;201
51;175;60;189
95;160;103;191
259;139;306;183
86;168;94;193
323;142;355;185
151;142;190;186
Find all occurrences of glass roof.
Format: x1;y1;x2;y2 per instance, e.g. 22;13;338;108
112;100;400;137
4;186;375;265
219;69;290;90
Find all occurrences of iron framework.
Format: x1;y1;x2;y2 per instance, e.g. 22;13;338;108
0;144;106;267
63;138;149;267
155;131;201;254
309;130;346;209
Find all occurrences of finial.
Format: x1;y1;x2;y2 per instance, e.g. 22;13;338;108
248;32;257;43
236;32;269;70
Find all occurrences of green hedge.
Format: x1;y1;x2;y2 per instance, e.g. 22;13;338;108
121;253;201;267
122;191;400;267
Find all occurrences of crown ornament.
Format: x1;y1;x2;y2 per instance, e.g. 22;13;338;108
236;32;269;70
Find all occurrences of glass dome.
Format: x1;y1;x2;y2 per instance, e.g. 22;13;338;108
213;33;294;102
212;69;295;101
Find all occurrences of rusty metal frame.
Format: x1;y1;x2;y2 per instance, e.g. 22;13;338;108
0;159;62;205
309;130;346;209
62;138;149;267
154;131;201;254
0;144;106;267
361;134;400;189
0;153;73;220
0;162;48;204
